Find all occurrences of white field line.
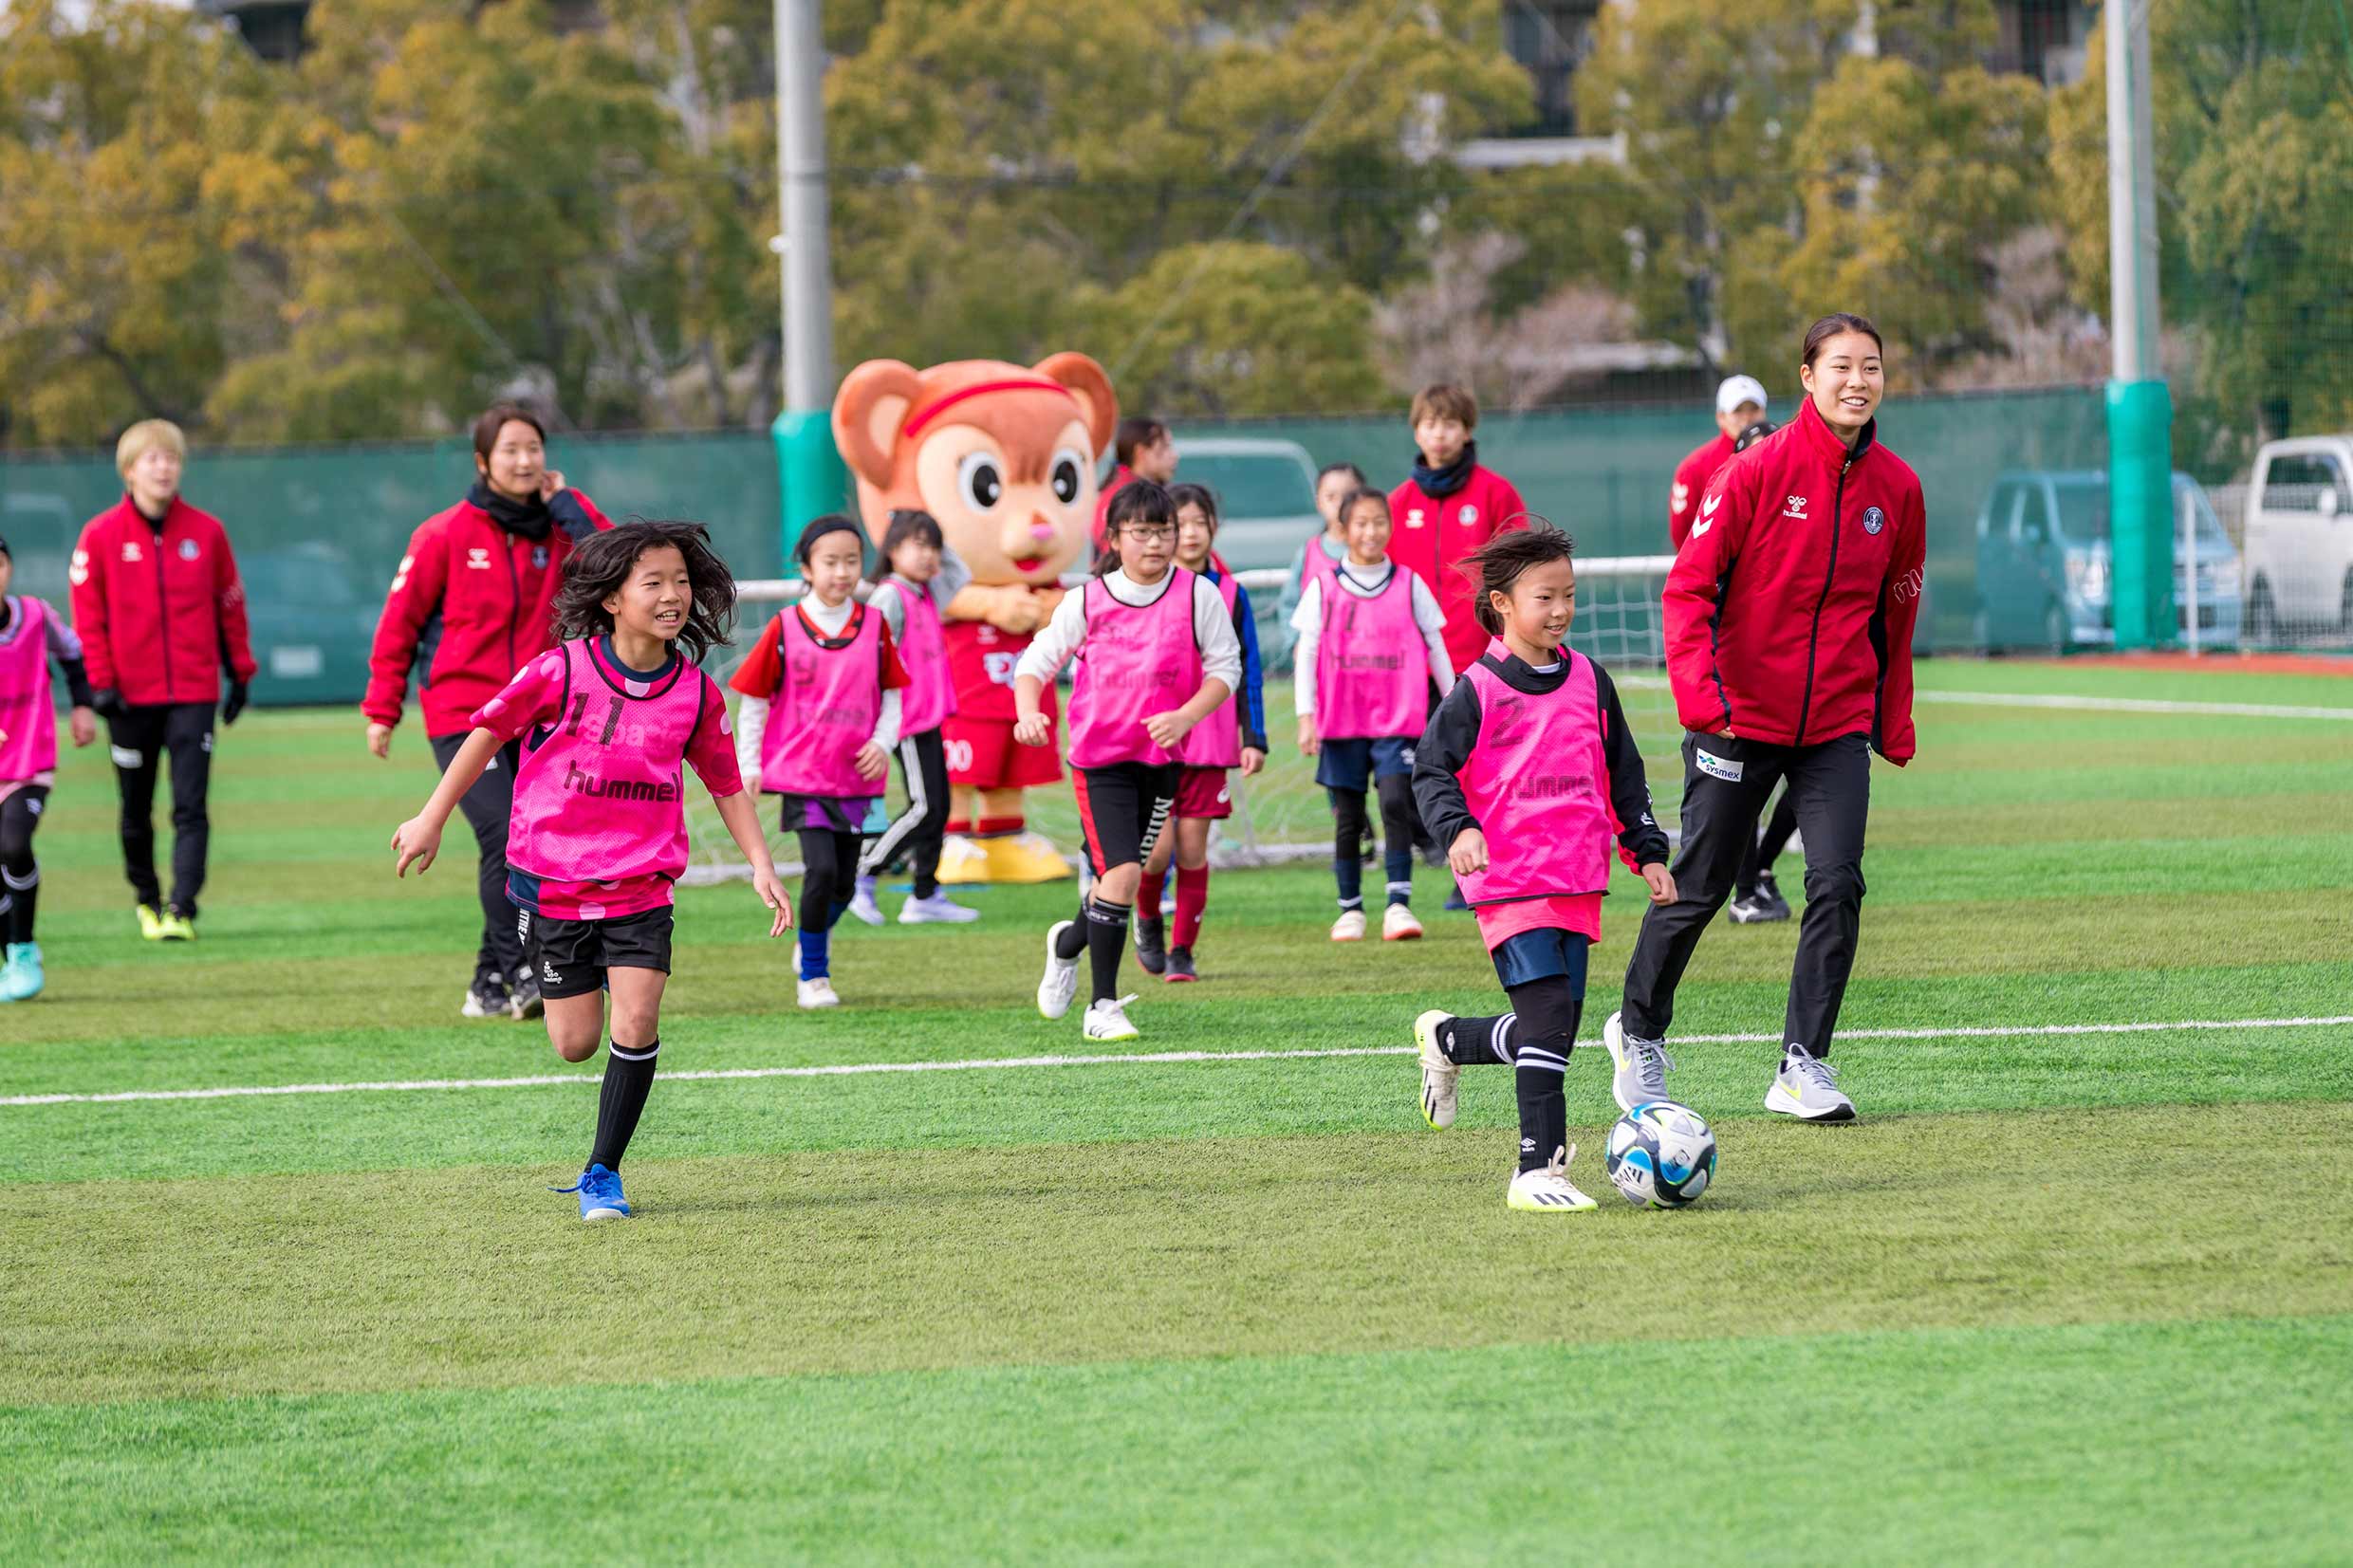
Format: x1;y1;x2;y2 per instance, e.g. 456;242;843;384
6;1016;2348;1110
1613;674;2353;722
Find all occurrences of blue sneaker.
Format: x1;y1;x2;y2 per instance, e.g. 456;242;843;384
0;943;42;1003
555;1162;632;1221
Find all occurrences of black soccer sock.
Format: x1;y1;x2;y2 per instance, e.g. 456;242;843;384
1439;1013;1516;1065
1085;896;1131;1004
1514;1060;1567;1174
1053;900;1089;961
2;864;33;946
589;1039;659;1171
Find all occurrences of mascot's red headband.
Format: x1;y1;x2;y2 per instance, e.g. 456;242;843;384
900;377;1078;438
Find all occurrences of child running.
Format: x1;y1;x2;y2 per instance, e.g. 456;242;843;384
730;515;911;1007
1134;483;1267;982
1015;480;1240;1041
0;534;100;1002
1407;525;1676;1212
1291;489;1454;943
393;522;790;1222
843;508;978;929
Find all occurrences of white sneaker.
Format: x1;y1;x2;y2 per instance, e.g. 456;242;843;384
899;892;980;924
796;976;841;1009
1382;904;1424;942
1413;1009;1458;1129
1330;909;1367;943
1037;920;1082;1020
1603;1010;1676;1113
1082;993;1140;1042
844;878;885;928
1766;1043;1855;1122
1506;1145;1598;1212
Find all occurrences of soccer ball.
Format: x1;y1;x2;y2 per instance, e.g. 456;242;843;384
1605;1100;1717;1208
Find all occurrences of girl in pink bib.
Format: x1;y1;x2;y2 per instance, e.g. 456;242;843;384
0;535;101;1003
1404;526;1677;1214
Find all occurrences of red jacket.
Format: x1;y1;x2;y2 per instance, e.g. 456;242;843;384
1387;463;1529;673
363;490;611;736
1669;433;1735;549
1665;398;1926;762
69;496;258;707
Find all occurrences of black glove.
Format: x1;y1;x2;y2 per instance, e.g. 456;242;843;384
223;681;250;726
91;689;123;719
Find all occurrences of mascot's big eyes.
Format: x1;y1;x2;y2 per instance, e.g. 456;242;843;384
957;451;1004;511
1050;448;1086;506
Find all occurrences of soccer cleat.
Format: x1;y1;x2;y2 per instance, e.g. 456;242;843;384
1766;1043;1855;1122
461;974;512;1019
0;943;44;1003
983;830;1074;885
1507;1145;1598;1212
935;834;991;886
137;904;166;941
1413;1009;1458;1129
556;1163;632;1221
1753;871;1792;921
508;969;546;1021
157;908;195;941
845;877;886;928
1082;993;1141;1042
1382;904;1424;942
1329;909;1367;943
1037;920;1081;1020
1603;1010;1676;1114
1162;945;1197;983
797;976;841;1009
899;892;980;925
1134;915;1168;976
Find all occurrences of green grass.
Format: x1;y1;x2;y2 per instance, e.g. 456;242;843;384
4;658;2351;1562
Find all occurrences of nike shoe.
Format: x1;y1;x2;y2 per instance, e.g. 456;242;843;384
899;893;980;924
1134;915;1168;976
1329;909;1366;943
556;1163;631;1222
1766;1043;1855;1122
1082;993;1140;1042
1506;1145;1597;1212
1413;1009;1458;1129
462;974;512;1019
1162;946;1197;983
0;943;44;1003
845;876;886;928
1753;871;1792;920
158;907;196;941
1727;892;1770;924
797;976;841;1009
508;969;546;1021
1382;904;1424;942
1037;920;1081;1020
137;904;166;941
1603;1010;1675;1114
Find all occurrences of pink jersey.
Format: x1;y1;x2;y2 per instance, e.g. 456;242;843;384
1171;569;1241;769
470;636;741;918
1317;565;1428;740
0;597;63;784
888;578;955;737
1299;535;1343;598
1066;568;1202;769
1455;640;1611;906
759;603;882;799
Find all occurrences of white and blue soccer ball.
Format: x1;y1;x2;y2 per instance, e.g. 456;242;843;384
1605;1100;1717;1208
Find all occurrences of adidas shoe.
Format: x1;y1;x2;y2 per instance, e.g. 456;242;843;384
0;942;44;1003
1603;1010;1675;1114
137;904;166;941
556;1163;631;1221
1329;909;1367;943
899;893;979;924
1037;920;1081;1020
1382;904;1424;942
508;969;546;1021
1162;945;1197;983
1766;1043;1855;1122
797;976;841;1009
1507;1145;1598;1212
462;974;512;1019
1413;1009;1458;1129
845;877;886;928
1082;993;1140;1042
1134;915;1168;976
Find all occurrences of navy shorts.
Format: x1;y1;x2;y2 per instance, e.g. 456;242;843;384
1491;926;1591;992
1314;735;1416;793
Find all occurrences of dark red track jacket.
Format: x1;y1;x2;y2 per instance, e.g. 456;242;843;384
1664;398;1926;763
69;496;258;707
1386;464;1529;674
362;490;611;737
1668;433;1735;549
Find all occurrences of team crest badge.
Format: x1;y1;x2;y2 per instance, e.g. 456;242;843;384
1862;507;1885;535
1459;504;1479;525
178;539;200;561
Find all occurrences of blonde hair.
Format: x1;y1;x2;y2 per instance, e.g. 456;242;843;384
116;419;188;479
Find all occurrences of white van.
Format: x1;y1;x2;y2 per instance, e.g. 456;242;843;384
2244;435;2353;639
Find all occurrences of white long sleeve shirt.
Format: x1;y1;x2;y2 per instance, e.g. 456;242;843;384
1288;560;1455;718
1012;567;1243;695
733;594;901;785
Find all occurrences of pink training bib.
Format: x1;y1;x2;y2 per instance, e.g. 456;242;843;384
1317;566;1428;740
1067;568;1202;769
0;597;59;783
1172;568;1242;768
891;579;955;737
1455;638;1613;905
761;604;882;798
1300;536;1343;600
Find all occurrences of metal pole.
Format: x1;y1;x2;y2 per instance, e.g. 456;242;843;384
2103;0;2173;651
770;0;846;560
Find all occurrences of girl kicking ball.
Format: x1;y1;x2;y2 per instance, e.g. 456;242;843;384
393;522;790;1222
1406;525;1676;1212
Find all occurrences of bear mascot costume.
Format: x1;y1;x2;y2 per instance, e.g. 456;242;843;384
830;352;1117;883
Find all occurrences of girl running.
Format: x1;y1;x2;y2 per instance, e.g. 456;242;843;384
1014;480;1239;1041
0;534;100;1003
392;522;790;1222
730;515;911;1008
844;509;978;928
1134;484;1267;982
1408;525;1676;1213
1275;461;1369;647
1291;489;1454;943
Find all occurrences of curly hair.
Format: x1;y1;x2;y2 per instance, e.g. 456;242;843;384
1462;518;1575;635
551;520;737;664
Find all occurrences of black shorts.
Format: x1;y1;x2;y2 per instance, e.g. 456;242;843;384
1071;762;1178;876
534;906;674;999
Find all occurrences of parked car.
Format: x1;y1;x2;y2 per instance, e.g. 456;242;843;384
1117;437;1323;573
2242;435;2353;639
1973;470;2241;652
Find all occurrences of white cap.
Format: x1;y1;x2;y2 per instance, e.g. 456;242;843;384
1715;375;1769;415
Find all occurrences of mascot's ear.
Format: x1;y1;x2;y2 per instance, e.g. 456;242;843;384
832;360;926;489
1034;352;1119;459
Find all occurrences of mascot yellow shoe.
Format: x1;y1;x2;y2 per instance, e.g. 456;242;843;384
981;829;1072;884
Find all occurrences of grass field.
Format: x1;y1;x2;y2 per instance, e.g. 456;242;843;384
4;657;2351;1563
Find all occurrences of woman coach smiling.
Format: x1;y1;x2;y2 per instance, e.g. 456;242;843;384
1606;312;1928;1125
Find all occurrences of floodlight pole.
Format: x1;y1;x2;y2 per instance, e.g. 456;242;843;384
771;0;845;563
2105;0;2173;651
